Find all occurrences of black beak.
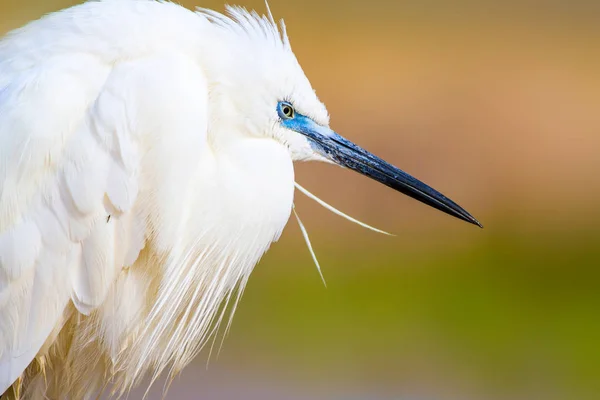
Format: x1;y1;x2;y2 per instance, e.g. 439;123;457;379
286;115;482;228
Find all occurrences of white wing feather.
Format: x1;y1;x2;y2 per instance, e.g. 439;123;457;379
0;49;114;392
0;11;208;393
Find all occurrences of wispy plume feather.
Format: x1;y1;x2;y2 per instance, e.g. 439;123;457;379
264;0;275;26
294;206;326;287
294;182;394;236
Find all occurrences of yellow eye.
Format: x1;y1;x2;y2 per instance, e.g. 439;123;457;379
278;102;295;119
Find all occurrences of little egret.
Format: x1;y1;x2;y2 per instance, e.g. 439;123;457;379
0;0;481;398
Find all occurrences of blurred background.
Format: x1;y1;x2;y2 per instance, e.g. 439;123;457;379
1;0;599;399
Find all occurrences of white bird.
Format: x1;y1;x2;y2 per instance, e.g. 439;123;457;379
0;0;481;398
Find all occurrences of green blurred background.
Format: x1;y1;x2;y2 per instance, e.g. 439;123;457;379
1;1;599;399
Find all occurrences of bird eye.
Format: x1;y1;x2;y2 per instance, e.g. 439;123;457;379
278;102;295;120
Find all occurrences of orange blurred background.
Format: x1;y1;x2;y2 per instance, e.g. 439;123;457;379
1;1;599;399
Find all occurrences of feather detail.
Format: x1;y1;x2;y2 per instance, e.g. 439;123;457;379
293;206;326;287
294;182;394;236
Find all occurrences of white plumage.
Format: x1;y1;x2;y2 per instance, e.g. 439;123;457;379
0;1;480;398
0;1;318;397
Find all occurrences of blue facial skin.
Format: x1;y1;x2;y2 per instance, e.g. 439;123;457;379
277;101;482;228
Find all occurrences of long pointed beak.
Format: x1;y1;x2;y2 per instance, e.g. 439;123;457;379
284;115;482;228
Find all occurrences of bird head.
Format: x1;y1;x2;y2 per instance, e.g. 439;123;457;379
198;5;481;227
